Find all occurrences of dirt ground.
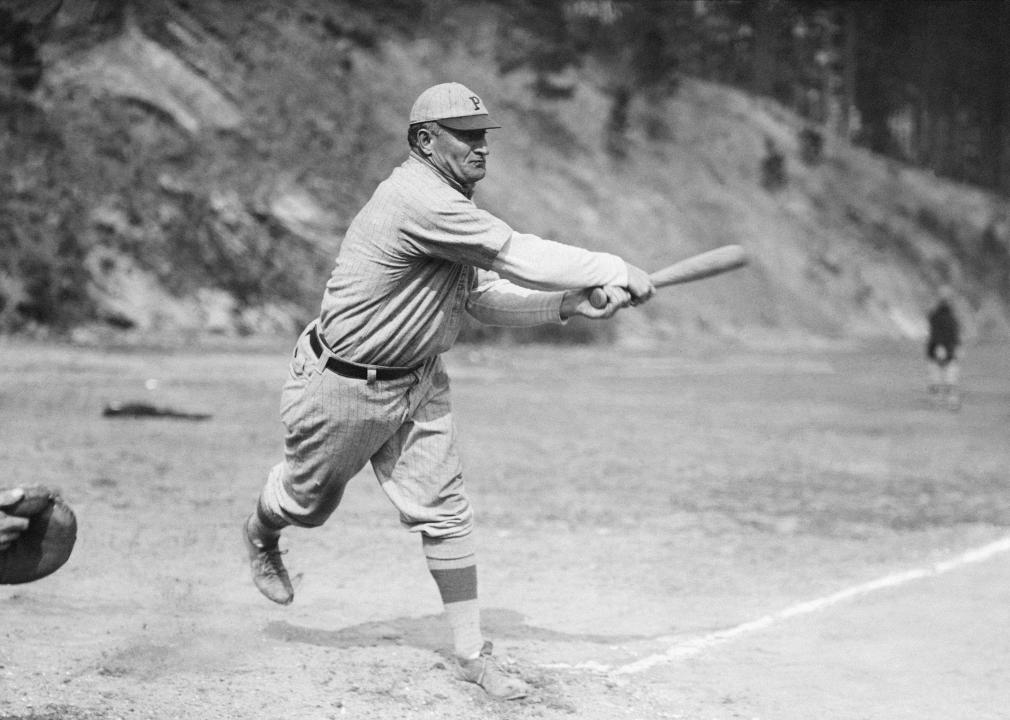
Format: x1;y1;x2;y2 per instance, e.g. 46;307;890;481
1;337;1008;719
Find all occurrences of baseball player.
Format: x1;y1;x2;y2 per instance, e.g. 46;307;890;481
926;285;962;408
242;82;654;700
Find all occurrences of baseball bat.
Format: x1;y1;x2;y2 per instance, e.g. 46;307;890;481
589;244;748;308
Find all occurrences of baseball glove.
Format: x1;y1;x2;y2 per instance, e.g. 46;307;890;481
0;485;78;584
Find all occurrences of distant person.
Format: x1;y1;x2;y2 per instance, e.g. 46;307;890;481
760;136;786;190
926;286;961;408
241;82;654;700
0;488;29;551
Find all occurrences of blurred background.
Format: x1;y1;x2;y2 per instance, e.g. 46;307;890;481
1;0;1008;349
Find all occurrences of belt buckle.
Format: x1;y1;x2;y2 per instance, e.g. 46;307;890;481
366;367;377;384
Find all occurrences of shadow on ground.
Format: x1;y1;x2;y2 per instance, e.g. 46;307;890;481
265;607;648;650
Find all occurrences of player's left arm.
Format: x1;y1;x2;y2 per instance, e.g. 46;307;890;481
466;271;630;325
465;271;563;326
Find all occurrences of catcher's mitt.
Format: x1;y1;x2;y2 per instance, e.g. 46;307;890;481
0;485;77;584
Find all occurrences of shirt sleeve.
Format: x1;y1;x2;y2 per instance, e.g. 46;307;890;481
466;270;566;326
490;231;629;290
400;190;513;270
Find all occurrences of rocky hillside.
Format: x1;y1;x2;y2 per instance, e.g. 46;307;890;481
3;0;1008;348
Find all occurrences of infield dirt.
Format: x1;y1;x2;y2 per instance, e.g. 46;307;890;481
1;338;1008;719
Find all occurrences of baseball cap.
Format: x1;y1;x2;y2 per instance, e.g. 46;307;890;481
409;82;501;131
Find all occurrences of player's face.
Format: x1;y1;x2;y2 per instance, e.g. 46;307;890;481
428;125;488;186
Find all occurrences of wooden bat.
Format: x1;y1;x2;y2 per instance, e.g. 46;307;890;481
589;244;748;308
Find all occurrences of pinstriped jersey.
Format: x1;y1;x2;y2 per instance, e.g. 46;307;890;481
318;154;513;367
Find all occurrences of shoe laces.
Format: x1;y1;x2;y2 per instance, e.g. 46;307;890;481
255;546;288;572
474;642;511;682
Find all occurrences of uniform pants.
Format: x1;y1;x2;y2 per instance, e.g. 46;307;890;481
259;325;473;540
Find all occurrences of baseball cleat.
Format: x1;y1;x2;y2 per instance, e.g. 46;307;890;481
243;515;294;605
456;641;529;700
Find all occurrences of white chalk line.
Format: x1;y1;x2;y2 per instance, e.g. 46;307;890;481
544;534;1010;676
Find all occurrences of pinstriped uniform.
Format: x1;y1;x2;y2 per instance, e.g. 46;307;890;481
319;155;512;367
249;86;608;675
260;154;525;539
261;334;468;536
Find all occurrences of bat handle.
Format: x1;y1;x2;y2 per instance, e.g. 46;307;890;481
588;287;607;309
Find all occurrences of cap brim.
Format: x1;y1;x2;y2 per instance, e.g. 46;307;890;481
436;115;501;131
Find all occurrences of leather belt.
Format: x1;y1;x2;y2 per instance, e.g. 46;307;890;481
308;326;420;381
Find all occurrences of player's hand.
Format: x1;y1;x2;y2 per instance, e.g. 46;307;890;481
624;263;655;305
0;488;29;551
561;286;632;319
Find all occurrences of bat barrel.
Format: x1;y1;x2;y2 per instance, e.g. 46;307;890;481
649;244;748;289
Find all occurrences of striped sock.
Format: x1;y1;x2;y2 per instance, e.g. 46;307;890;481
424;534;483;660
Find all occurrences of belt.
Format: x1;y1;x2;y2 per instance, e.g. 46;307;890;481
308;326;420;381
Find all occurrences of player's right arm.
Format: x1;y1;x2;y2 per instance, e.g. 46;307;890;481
491;232;654;302
397;182;653;301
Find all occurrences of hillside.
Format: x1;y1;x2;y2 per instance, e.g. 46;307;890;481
3;0;1008;348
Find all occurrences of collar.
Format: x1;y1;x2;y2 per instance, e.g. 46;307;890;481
407;151;475;199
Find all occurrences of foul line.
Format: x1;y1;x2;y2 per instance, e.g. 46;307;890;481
550;534;1010;676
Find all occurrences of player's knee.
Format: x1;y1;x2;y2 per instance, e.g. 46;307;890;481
401;504;473;538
